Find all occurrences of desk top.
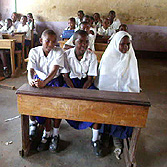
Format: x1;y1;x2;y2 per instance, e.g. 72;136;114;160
16;84;151;106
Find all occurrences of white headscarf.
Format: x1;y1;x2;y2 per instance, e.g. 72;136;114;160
95;31;140;93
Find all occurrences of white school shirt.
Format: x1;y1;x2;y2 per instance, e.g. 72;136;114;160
0;20;5;27
12;20;20;29
110;18;121;31
61;48;97;79
75;17;82;28
0;25;15;34
0;32;2;38
27;20;38;34
64;34;95;51
27;46;65;80
97;26;115;36
17;24;31;40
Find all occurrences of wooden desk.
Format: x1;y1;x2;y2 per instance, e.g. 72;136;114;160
0;39;16;77
16;84;150;167
3;34;25;65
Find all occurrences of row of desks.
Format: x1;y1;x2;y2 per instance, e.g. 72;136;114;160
0;34;25;77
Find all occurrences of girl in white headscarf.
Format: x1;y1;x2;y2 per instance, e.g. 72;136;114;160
95;31;140;158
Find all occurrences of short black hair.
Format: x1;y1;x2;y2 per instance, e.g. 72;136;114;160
41;29;57;39
73;30;88;44
109;10;116;15
93;13;100;18
69;17;75;23
7;18;12;23
27;13;33;17
78;10;84;15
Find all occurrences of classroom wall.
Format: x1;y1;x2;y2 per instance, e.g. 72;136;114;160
1;0;167;52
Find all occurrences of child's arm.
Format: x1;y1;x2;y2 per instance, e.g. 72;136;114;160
34;65;59;88
83;76;93;89
63;73;74;88
28;68;36;87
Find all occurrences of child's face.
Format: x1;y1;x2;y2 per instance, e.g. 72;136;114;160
27;14;33;22
7;20;12;28
21;17;27;25
108;12;115;20
11;13;17;21
93;14;99;22
82;17;90;23
119;36;130;54
102;19;110;29
40;34;57;54
78;12;84;20
80;24;90;33
68;20;75;29
75;34;89;56
119;25;128;32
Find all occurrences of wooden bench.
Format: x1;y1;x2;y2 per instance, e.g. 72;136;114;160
0;39;16;77
95;43;108;51
16;83;150;167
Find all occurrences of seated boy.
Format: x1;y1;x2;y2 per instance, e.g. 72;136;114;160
0;18;15;34
11;12;20;29
61;30;102;156
97;18;115;37
16;15;31;46
108;10;121;31
93;13;102;31
64;21;96;51
27;29;65;153
75;10;84;28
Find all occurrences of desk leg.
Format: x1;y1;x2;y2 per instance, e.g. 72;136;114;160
20;115;30;157
10;41;15;77
123;127;141;167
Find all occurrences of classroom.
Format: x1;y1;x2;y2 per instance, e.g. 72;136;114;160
0;0;167;167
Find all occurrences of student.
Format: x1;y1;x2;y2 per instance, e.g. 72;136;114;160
0;18;15;34
97;18;115;37
11;12;20;29
95;31;140;159
64;22;95;51
16;15;31;46
0;13;5;29
27;29;65;152
108;24;129;43
27;13;38;46
93;13;102;30
108;10;121;31
65;17;76;30
75;10;84;28
61;30;102;156
89;16;97;36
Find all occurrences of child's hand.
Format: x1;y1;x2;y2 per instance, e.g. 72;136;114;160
34;79;45;88
29;79;36;87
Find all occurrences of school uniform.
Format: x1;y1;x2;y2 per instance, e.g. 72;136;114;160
93;21;102;30
27;46;65;124
61;48;98;129
0;20;5;28
75;17;82;28
110;18;121;31
97;26;115;36
0;25;15;34
17;23;31;40
95;31;140;139
12;20;20;29
64;34;96;51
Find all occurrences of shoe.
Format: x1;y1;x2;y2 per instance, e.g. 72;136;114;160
29;122;37;141
91;140;102;157
3;68;11;78
37;137;50;152
49;135;60;153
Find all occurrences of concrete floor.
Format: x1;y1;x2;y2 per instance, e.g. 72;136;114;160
0;57;167;167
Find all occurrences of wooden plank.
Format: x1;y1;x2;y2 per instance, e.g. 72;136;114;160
16;84;151;106
0;39;16;48
95;43;108;51
17;94;149;127
2;34;24;43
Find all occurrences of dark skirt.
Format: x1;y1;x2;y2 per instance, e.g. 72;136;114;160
63;77;98;130
99;124;133;139
34;74;64;124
